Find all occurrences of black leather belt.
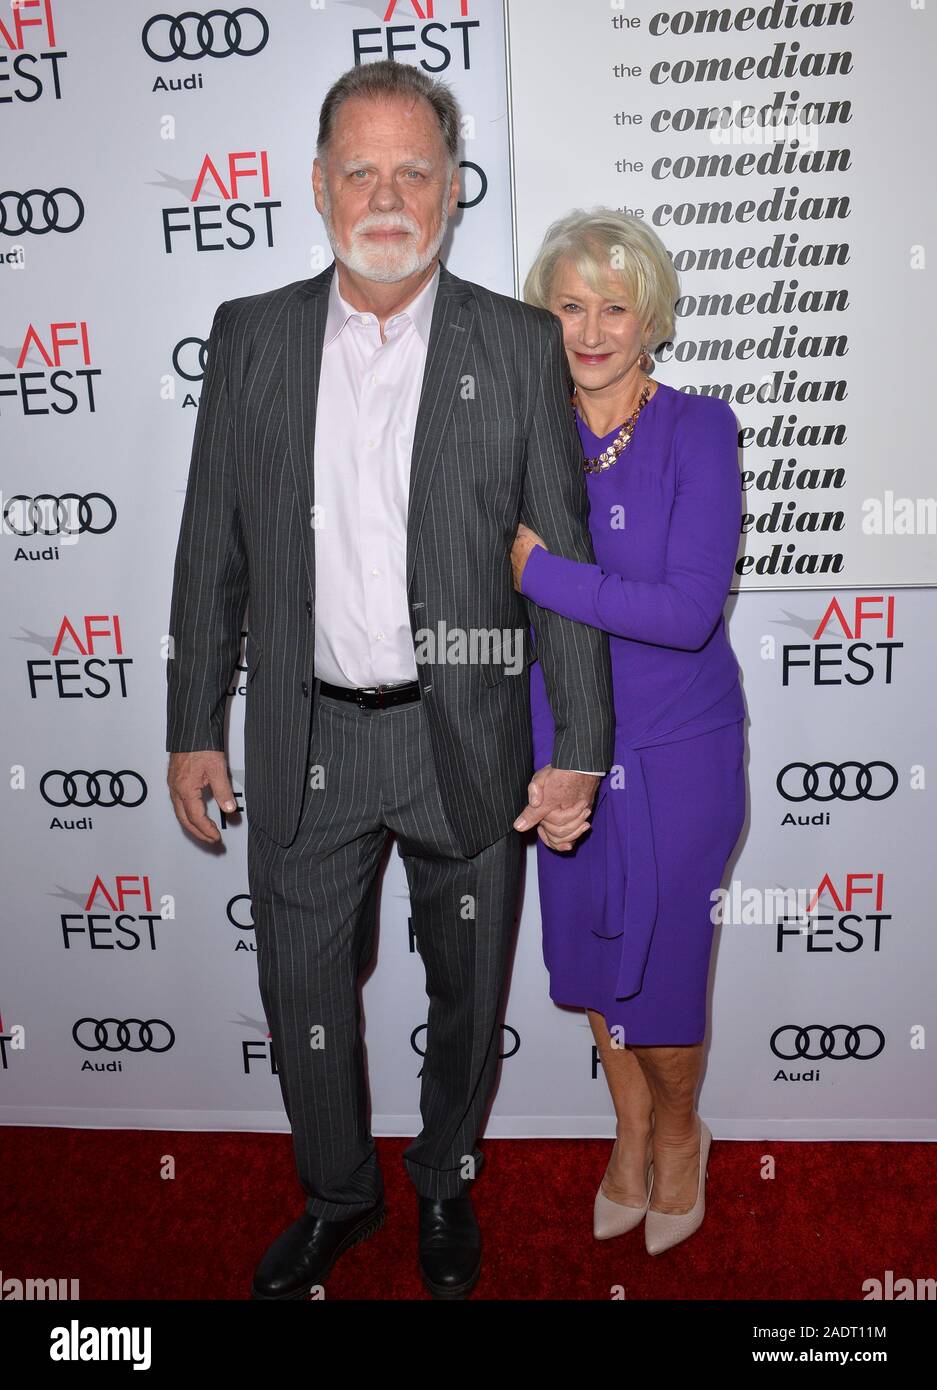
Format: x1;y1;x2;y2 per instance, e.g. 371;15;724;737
317;679;421;710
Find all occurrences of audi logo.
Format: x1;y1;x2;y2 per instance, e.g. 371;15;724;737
457;159;488;211
410;1023;520;1060
142;8;269;61
0;188;84;236
226;894;255;930
172;336;208;382
777;761;898;803
3;494;116;537
73;1018;175;1053
40;770;147;809
770;1025;885;1060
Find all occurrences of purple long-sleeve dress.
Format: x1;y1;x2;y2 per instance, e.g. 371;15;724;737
521;381;746;1045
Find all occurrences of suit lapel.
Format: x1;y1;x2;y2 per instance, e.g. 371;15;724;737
405;263;475;587
284;263;333;600
284;258;476;599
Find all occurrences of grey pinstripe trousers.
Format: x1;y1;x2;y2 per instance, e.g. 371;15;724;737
246;678;522;1219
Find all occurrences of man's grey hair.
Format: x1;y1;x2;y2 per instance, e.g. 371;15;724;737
317;59;461;175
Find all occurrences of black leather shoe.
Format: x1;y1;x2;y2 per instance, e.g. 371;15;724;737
418;1194;481;1299
251;1200;385;1299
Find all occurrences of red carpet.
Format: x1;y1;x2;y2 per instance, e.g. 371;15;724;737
3;1128;933;1300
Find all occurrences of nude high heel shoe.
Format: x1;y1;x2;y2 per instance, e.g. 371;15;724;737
644;1118;712;1255
593;1141;654;1240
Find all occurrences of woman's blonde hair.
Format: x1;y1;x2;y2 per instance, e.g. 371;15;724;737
523;207;680;350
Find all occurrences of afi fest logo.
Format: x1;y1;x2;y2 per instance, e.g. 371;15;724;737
776;872;891;955
779;595;901;686
162;151;280;253
238;1015;279;1077
349;0;482;67
0;0;68;103
2;321;100;415
60;876;173;954
24;614;132;700
0;1007;24;1071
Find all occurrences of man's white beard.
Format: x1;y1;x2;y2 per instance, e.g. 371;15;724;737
321;186;449;284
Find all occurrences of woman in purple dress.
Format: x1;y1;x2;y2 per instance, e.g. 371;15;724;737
510;210;746;1254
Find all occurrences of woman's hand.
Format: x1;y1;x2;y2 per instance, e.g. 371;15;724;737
511;523;547;591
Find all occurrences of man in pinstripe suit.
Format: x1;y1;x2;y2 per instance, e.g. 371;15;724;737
166;61;613;1299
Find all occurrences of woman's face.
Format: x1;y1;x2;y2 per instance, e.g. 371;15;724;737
548;257;648;394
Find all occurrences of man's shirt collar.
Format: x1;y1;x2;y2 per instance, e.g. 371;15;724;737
324;260;441;349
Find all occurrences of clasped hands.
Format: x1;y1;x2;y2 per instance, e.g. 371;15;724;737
514;765;599;852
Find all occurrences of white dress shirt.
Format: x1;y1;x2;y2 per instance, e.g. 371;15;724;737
311;259;604;776
313;260;439;688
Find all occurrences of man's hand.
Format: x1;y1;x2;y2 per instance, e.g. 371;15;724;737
513;765;599;851
167;750;237;844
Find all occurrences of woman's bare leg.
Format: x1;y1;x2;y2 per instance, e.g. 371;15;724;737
630;1044;704;1214
588;1008;654;1205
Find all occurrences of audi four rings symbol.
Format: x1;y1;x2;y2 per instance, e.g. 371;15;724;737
0;189;84;235
172;337;209;382
777;761;898;802
142;8;269;60
40;771;148;808
3;494;116;537
73;1018;175;1052
770;1025;885;1060
226;894;255;931
410;1023;520;1060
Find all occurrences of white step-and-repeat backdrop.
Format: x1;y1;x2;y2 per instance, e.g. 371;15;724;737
3;1;935;1142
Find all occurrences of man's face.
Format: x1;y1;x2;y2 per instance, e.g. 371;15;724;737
313;93;460;283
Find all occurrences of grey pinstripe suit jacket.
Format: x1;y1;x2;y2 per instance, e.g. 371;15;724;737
166;258;614;856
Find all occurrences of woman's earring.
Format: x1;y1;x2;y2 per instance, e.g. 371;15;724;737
639;344;653;372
